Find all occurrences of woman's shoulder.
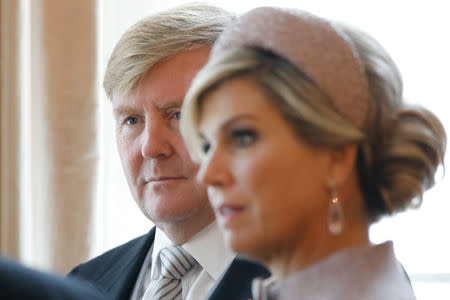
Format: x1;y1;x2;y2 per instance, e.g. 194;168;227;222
257;242;416;300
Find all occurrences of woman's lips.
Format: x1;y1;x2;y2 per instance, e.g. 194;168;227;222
216;205;245;226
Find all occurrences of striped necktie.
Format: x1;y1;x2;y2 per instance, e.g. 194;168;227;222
149;246;196;300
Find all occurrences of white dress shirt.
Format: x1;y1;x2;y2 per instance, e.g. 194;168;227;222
131;221;235;300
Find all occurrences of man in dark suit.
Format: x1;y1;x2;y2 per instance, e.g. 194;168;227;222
0;257;105;299
68;3;270;300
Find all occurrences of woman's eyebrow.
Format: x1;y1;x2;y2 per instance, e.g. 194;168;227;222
199;114;257;140
218;114;258;132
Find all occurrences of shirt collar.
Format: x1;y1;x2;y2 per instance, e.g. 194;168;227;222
151;221;235;281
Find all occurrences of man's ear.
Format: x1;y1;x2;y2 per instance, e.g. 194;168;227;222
328;144;358;187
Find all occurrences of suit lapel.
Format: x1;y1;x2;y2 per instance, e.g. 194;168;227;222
207;257;270;300
101;227;156;300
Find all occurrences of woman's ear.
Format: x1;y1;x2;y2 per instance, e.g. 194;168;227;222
328;144;358;187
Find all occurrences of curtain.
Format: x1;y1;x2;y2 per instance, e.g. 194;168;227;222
0;0;99;274
1;0;21;261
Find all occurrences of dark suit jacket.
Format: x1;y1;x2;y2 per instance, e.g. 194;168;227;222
68;227;270;300
0;257;105;300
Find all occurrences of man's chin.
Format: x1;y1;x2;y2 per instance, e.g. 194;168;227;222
144;205;214;230
142;205;198;224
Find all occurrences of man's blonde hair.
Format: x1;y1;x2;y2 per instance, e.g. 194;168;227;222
103;3;236;99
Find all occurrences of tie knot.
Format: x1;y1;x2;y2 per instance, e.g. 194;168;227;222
159;246;196;280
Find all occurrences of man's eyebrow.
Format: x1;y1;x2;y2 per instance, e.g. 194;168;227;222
113;106;140;118
156;99;183;110
112;99;183;119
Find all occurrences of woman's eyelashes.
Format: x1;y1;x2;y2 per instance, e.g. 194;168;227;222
230;127;259;147
201;140;211;154
200;126;259;155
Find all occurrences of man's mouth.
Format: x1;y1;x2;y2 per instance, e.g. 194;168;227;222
145;176;186;183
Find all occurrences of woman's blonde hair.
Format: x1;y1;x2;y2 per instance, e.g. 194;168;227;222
103;3;236;99
181;23;446;222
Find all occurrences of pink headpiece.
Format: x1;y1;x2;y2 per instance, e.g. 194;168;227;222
212;7;369;128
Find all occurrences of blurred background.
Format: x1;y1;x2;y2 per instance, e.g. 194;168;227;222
1;0;449;298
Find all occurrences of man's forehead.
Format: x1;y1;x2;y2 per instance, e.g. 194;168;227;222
141;50;210;94
111;47;210;113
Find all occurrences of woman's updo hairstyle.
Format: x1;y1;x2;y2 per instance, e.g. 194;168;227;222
181;7;446;222
341;24;446;220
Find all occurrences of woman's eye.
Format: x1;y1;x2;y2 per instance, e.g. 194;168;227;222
125;116;139;125
201;141;211;154
231;128;258;147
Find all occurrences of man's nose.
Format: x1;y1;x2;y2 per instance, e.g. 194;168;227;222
141;119;173;159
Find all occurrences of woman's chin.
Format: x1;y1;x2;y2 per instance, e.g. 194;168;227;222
224;230;262;259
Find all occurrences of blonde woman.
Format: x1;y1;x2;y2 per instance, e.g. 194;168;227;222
181;7;446;299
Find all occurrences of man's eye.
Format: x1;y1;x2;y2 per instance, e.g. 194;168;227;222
125;116;139;125
172;112;181;120
231;128;258;147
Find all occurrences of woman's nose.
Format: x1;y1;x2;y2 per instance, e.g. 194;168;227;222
196;146;232;187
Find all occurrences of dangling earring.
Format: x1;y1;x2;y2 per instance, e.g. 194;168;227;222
327;178;344;235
